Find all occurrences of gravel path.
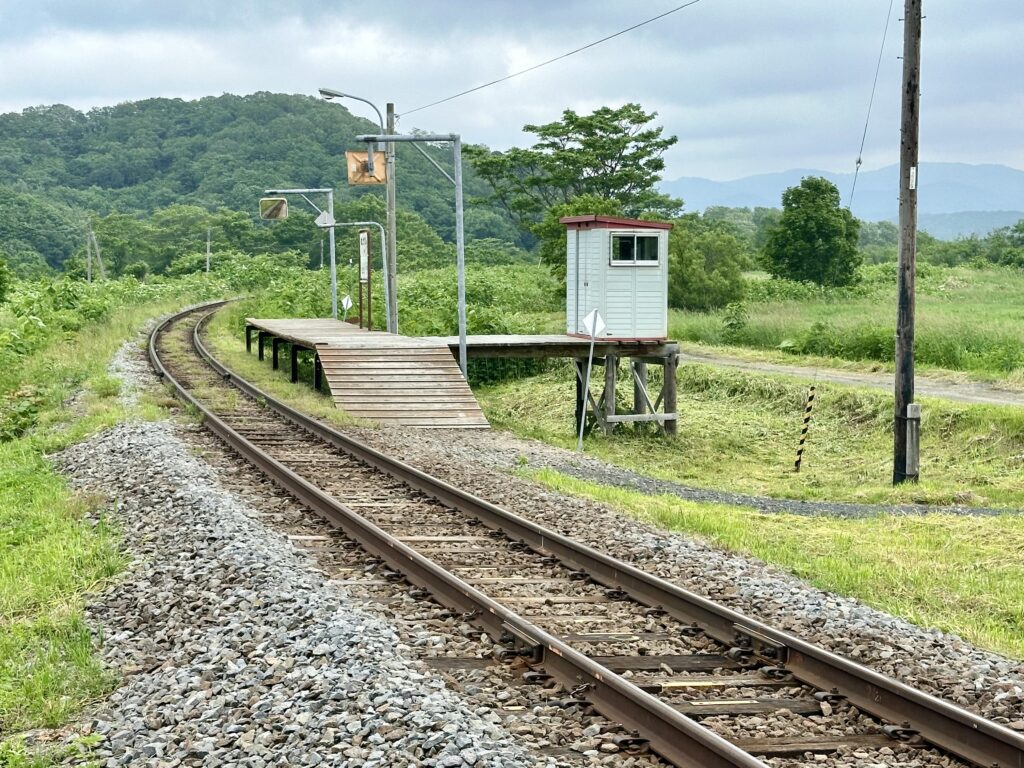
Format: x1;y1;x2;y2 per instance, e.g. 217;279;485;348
345;425;1024;729
678;347;1024;407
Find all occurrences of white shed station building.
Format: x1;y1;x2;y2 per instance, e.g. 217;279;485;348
561;215;673;341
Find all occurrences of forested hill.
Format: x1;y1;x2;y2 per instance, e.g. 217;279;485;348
0;92;521;274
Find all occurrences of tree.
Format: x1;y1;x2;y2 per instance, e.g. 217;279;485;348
530;194;625;281
667;215;747;311
0;252;13;305
762;177;861;286
468;103;681;237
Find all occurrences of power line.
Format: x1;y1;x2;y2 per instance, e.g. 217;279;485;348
400;0;705;118
848;0;896;209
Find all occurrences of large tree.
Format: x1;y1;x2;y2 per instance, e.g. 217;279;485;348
468;103;682;231
762;177;861;287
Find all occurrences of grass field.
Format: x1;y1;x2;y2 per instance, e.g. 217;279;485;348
0;298;186;758
671;266;1024;383
478;362;1024;509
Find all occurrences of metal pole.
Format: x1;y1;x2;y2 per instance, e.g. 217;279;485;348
320;238;324;269
577;336;597;452
206;227;211;273
327;189;338;319
893;0;921;485
386;102;398;334
452;136;468;377
85;234;92;283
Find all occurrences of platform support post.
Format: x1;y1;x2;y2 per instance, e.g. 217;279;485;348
574;359;586;436
314;354;323;392
272;338;281;370
290;345;299;383
258;332;267;361
603;354;618;435
664;351;678;436
632;360;648;415
245;325;253;354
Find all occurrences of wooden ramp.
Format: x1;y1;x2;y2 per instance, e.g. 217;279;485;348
316;342;489;428
245;318;488;429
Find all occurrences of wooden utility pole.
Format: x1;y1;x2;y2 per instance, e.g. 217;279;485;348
893;0;922;484
206;227;211;273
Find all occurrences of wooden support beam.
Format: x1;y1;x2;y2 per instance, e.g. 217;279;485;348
257;331;268;361
290;344;299;383
603;354;617;435
632;360;648;415
664;351;678;436
272;337;281;370
605;413;677;424
245;324;253;353
314;354;323;391
574;359;585;436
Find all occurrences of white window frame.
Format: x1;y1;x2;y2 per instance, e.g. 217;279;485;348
608;230;660;267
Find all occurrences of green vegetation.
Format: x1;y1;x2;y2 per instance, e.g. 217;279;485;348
671;264;1024;379
478;361;1024;509
0;94;523;277
528;471;1024;658
763;177;861;287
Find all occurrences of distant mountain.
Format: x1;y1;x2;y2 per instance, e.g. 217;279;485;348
663;162;1024;237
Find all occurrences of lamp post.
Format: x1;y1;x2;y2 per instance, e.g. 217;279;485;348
319;88;398;335
356;132;467;378
264;187;337;319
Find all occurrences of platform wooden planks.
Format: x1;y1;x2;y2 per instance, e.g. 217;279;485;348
247;318;489;429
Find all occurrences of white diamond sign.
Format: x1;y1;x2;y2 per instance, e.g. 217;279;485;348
314;210;335;228
582;309;605;339
341;295;353;311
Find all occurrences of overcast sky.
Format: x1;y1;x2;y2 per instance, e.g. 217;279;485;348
1;1;1021;180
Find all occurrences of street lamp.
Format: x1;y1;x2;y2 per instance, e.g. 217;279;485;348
319;87;398;335
262;188;338;319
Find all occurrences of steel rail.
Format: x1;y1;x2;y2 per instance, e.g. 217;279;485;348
150;303;767;768
156;301;1024;768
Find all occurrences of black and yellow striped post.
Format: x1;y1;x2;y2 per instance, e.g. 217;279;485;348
794;385;816;473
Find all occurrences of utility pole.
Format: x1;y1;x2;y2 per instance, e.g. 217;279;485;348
206;227;211;274
85;234;92;283
893;0;922;484
90;230;106;280
320;237;324;269
386;103;398;333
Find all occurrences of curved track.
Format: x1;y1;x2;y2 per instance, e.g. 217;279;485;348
149;301;1024;768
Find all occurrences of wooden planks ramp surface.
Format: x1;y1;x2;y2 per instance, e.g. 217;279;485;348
316;341;489;428
246;318;488;429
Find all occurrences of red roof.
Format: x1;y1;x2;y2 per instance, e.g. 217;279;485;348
559;215;673;230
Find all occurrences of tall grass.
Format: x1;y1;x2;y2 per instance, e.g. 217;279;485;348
671;266;1024;378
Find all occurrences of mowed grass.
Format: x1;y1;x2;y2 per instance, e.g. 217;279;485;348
529;470;1024;658
671;266;1024;383
478;363;1024;508
0;298;187;743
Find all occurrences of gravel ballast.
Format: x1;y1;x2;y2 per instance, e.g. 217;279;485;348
55;419;542;767
344;426;1024;728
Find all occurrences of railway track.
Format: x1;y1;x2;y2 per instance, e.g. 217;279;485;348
149;301;1024;768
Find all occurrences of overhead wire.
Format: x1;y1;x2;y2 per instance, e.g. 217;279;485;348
400;0;705;118
848;0;896;209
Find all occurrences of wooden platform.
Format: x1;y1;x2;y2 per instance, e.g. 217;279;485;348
245;318;489;429
245;318;681;435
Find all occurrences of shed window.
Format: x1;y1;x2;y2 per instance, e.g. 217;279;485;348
611;233;659;265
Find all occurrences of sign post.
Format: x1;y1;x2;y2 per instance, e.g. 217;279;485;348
576;309;605;453
341;294;353;323
358;229;372;330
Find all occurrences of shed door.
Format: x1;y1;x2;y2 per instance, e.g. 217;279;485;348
574;230;589;333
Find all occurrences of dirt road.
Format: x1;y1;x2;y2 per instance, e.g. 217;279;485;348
679;347;1024;407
